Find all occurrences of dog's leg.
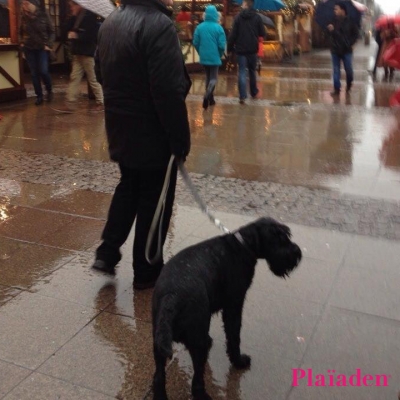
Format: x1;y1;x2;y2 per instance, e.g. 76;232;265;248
188;343;212;400
223;306;251;369
152;350;168;400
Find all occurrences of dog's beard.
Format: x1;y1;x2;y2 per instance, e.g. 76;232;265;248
266;244;302;278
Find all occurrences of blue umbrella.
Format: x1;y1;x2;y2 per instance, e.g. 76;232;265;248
234;0;285;12
315;0;362;29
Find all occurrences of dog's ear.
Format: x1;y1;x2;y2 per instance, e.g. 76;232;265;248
274;223;292;241
257;218;292;242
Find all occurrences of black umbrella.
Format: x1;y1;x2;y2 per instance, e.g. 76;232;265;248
258;13;275;28
315;0;362;29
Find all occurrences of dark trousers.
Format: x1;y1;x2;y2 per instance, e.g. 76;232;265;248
331;52;353;91
372;43;382;74
96;162;177;279
24;49;52;98
237;54;258;100
204;66;219;101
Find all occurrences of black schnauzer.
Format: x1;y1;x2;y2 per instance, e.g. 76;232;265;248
152;217;302;400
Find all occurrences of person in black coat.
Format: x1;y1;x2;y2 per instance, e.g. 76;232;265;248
53;1;103;113
92;0;191;290
327;2;359;96
227;0;265;104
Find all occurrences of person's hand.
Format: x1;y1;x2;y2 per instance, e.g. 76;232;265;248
67;31;78;39
44;45;51;51
174;154;187;164
327;24;334;32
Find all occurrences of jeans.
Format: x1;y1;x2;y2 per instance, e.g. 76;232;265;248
331;52;353;91
237;54;258;100
204;65;219;101
24;49;52;98
66;55;104;104
96;162;177;279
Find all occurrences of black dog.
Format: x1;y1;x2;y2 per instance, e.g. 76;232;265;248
152;217;302;400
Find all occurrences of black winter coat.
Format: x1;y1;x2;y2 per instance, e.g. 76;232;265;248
329;16;359;56
227;9;265;55
64;10;99;57
96;0;191;170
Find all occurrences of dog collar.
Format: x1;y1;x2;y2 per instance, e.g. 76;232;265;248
233;231;257;261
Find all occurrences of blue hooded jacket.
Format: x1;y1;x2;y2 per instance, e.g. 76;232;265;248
193;6;226;66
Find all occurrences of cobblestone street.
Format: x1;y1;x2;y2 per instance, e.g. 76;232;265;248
0;43;400;400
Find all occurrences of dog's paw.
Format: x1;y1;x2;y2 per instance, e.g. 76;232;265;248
232;354;251;369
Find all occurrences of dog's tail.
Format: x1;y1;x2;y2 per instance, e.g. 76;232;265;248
154;295;177;359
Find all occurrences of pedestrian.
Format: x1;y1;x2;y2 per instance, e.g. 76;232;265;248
53;0;103;113
193;5;226;110
378;23;397;82
19;0;54;106
92;0;191;290
176;4;191;23
327;2;359;96
227;0;265;104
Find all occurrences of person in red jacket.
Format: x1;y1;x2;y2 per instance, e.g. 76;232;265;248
176;5;191;22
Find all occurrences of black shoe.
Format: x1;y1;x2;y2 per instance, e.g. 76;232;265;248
92;259;116;275
35;97;43;106
133;279;158;290
346;84;352;93
46;92;54;102
209;98;216;106
251;89;259;99
330;90;340;96
202;97;209;110
239;98;246;104
133;266;162;290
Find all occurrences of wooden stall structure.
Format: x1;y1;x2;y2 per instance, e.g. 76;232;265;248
0;0;69;103
0;0;25;102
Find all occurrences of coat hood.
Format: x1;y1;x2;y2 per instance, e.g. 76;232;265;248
204;5;219;22
240;8;257;19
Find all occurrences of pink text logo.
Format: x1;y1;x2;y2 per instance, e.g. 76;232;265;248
292;369;391;387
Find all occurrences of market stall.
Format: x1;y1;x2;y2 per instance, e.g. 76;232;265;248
0;0;26;102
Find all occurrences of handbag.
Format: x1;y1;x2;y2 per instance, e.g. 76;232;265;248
382;38;400;70
224;53;236;72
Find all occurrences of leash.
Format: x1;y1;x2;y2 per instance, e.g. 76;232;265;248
145;155;175;265
145;155;230;265
177;159;230;235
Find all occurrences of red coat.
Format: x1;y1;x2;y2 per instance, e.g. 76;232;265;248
176;11;191;22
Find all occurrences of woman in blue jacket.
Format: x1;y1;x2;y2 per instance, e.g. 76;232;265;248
193;5;226;110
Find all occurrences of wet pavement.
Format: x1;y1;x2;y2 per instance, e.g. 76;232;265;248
0;43;400;399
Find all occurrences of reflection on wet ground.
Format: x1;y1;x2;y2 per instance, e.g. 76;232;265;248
0;46;399;200
0;43;400;399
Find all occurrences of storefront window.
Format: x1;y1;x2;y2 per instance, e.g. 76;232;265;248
0;0;11;40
